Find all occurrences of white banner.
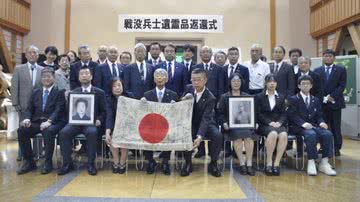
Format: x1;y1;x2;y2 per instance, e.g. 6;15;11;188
112;96;194;151
118;14;223;33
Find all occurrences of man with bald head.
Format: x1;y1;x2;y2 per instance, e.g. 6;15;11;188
123;43;155;99
192;46;224;99
97;45;108;64
243;44;271;95
94;46;124;95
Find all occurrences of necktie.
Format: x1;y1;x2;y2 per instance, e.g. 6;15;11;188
42;89;49;111
205;64;209;71
305;96;309;109
325;66;331;82
31;64;36;86
153;60;157;66
112;63;118;77
230;66;234;77
140;63;144;80
83;89;89;93
158;91;163;102
167;62;172;80
274;64;279;73
185;62;190;70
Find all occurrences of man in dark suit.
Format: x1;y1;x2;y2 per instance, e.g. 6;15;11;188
295;56;323;100
70;45;98;89
17;68;66;175
146;42;162;66
181;68;222;177
314;49;347;156
123;43;155;99
214;51;227;67
182;44;196;84
224;47;249;93
94;46;124;95
155;44;187;96
271;45;295;97
192;46;225;99
289;48;302;75
72;98;91;120
142;68;178;175
58;66;106;176
288;75;336;176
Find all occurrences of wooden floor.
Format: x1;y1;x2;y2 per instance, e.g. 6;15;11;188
1;136;360;202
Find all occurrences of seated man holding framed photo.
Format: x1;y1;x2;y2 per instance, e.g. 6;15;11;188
58;66;106;176
17;68;66;175
288;75;336;176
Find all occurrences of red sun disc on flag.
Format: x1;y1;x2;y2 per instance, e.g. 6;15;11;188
138;113;169;144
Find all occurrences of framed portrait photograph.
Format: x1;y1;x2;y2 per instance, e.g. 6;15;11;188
68;93;95;125
229;96;255;129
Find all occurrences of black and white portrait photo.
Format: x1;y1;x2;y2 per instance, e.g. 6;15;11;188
229;96;255;129
68;93;95;125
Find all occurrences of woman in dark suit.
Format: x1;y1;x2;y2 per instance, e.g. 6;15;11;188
218;73;256;176
256;74;288;176
104;78;132;174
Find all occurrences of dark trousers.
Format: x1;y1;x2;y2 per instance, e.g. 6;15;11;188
183;125;222;163
18;121;65;164
302;128;333;160
59;124;98;165
248;89;263;95
144;151;171;162
323;107;342;150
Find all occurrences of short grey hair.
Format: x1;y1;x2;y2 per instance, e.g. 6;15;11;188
78;45;90;54
26;45;39;53
134;43;146;51
298;56;311;65
201;45;213;54
154;68;168;78
97;45;108;52
250;44;262;50
107;46;118;53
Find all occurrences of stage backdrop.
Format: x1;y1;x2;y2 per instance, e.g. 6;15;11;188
112;96;193;151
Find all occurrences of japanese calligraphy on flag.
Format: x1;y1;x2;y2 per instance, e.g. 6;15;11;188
112;96;193;151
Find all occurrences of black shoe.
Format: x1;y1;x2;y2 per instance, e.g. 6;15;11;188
180;162;192;176
17;160;37;175
112;164;120;174
208;161;221;177
247;166;255;176
161;162;171;175
16;156;23;161
335;150;341;157
146;160;157;174
265;166;273;176
118;164;126;174
239;165;247;175
87;164;97;176
57;163;74;175
41;162;53;175
272;166;280;176
194;151;205;158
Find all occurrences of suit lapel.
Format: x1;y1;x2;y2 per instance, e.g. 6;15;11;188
44;87;57;111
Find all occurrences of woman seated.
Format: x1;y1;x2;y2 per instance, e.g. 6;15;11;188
105;78;131;174
255;74;288;176
218;73;256;176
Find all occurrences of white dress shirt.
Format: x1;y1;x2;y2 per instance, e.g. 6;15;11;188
107;60;119;76
81;61;90;67
156;87;166;102
82;84;92;93
184;60;192;71
194;87;206;103
293;65;299;74
136;60;147;80
27;62;39;86
274;60;284;72
266;90;278;110
243;59;271;90
300;91;310;106
166;60;175;77
227;63;238;78
203;62;211;71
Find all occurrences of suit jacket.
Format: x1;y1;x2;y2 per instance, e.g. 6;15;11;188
192;63;225;98
69;61;98;90
144;88;178;103
314;64;347;109
55;69;70;91
270;62;295;97
255;92;287;127
288;93;325;134
182;60;195;84
146;58;162;66
10;63;43;120
294;71;323;100
218;91;250;125
94;63;124;95
123;62;155;99
71;86;106;124
184;85;217;138
72;113;90;120
223;64;250;93
156;61;188;96
24;86;66;124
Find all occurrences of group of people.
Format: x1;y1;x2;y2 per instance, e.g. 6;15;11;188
10;41;346;178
